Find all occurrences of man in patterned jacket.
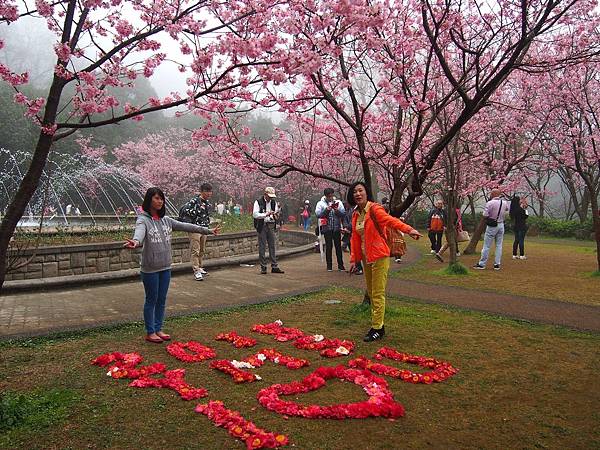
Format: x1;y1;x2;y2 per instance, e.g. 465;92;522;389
181;183;213;281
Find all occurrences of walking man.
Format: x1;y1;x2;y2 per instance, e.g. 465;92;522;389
474;189;510;270
315;188;346;272
253;187;285;275
181;183;213;281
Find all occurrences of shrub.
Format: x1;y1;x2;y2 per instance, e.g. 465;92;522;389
444;262;469;275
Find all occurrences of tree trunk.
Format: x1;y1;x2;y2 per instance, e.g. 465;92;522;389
463;217;487;255
589;192;600;272
447;193;457;265
0;77;64;292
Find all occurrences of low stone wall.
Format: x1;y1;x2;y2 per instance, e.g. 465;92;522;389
6;230;312;281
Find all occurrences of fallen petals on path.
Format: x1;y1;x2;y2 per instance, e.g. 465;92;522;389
196;400;289;449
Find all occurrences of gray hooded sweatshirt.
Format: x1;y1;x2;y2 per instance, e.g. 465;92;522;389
133;212;212;273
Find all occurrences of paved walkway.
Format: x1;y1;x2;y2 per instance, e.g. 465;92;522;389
1;248;599;339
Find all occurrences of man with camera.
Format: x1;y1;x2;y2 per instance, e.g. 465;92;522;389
473;188;510;271
315;188;346;272
253;187;285;275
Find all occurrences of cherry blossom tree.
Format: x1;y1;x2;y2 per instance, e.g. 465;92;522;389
0;0;283;289
540;65;600;270
213;0;599;219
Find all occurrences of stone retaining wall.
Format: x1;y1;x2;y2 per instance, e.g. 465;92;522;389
6;230;312;281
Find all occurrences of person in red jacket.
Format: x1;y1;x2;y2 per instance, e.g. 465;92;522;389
348;181;422;342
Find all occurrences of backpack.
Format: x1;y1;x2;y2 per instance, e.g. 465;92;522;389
371;205;407;258
178;201;193;223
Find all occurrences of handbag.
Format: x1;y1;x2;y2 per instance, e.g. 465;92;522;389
485;200;503;227
371;206;407;258
457;230;470;242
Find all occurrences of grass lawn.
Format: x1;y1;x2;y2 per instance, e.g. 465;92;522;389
1;288;598;449
393;235;599;306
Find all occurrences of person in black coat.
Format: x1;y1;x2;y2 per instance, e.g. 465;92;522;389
510;196;529;260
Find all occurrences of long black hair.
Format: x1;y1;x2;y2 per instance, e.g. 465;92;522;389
346;181;374;207
142;187;166;218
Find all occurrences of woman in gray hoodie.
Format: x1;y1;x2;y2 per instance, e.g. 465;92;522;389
124;187;218;343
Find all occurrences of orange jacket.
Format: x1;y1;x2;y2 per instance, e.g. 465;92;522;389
350;202;415;264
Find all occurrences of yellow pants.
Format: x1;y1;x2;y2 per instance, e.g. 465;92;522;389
363;256;390;329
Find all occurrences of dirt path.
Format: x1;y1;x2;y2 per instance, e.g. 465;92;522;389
1;247;598;339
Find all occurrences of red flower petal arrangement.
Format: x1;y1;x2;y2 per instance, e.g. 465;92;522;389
257;365;405;419
216;331;257;348
92;351;207;400
293;335;354;358
196;401;289;449
92;351;166;379
210;349;310;384
245;348;310;370
130;368;208;400
166;341;217;362
251;321;354;358
348;347;458;384
210;360;260;383
251;321;305;342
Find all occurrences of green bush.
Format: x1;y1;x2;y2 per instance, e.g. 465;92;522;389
444;262;469;275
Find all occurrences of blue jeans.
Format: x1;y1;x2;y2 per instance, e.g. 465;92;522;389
513;229;527;256
302;216;311;231
478;223;505;267
141;269;171;334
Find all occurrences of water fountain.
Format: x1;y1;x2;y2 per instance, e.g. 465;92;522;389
0;148;178;231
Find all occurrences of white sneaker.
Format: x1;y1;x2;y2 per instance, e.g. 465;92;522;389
456;252;461;257
519;256;527;260
199;267;208;275
194;272;204;281
430;250;436;254
512;255;518;259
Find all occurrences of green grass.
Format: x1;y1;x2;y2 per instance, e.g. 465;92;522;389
0;288;598;449
0;389;80;435
393;235;599;306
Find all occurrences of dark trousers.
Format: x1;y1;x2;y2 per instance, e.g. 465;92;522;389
323;230;344;270
428;231;443;252
258;222;278;269
346;236;362;271
513;229;527;256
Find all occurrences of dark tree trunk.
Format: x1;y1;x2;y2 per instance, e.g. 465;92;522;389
463;217;487;255
590;192;600;272
0;77;64;293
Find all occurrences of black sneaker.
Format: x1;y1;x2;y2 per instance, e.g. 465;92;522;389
271;267;285;274
260;266;267;274
338;267;346;272
363;326;385;342
473;264;485;270
493;264;501;271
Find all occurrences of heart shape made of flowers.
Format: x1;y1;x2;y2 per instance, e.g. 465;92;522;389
256;365;404;419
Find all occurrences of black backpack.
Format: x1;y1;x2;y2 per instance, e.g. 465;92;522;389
178;201;193;223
